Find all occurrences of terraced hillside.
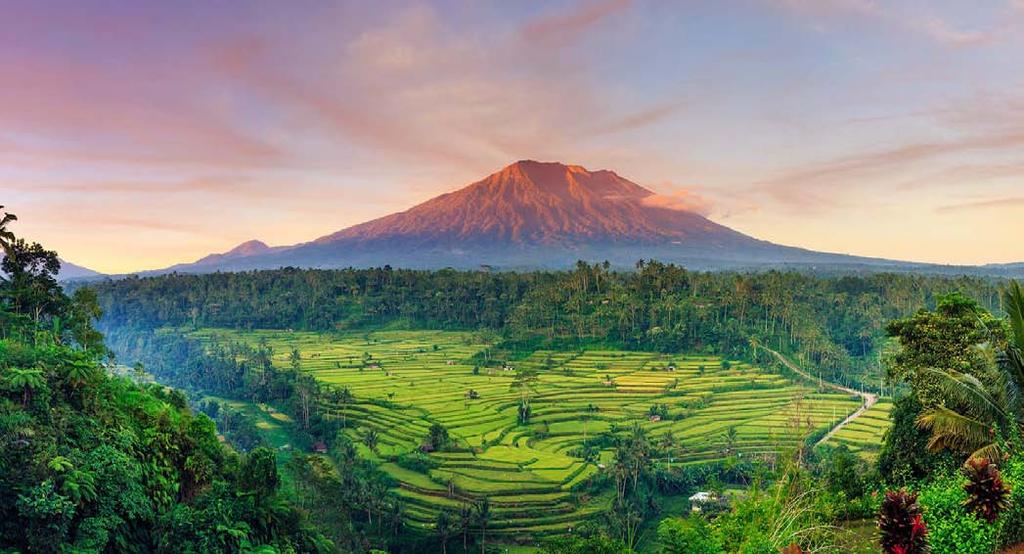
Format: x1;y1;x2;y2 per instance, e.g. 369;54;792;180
189;329;863;539
821;399;893;458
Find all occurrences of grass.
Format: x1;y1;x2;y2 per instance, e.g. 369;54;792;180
202;395;296;458
821;399;893;458
189;328;866;539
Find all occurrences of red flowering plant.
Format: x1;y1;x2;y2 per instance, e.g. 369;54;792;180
962;457;1010;523
878;490;930;554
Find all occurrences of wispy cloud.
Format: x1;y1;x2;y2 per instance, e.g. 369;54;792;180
641;190;712;216
589;102;683;135
917;17;988;46
0;35;282;169
197;2;664;175
756;89;1024;210
936;197;1024;214
766;0;998;46
521;0;632;45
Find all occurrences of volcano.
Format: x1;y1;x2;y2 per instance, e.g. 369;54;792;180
147;160;928;273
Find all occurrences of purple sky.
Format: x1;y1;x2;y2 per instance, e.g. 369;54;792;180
4;0;1024;272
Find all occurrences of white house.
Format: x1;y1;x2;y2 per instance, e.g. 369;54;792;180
689;491;714;512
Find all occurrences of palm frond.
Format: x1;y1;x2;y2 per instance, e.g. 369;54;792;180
969;442;1002;463
1005;280;1024;351
917;404;995;454
922;367;1007;422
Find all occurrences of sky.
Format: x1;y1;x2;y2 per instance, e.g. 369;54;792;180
4;0;1024;273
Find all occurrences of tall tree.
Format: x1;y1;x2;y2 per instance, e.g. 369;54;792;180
0;206;16;258
475;497;490;554
914;281;1024;460
5;367;45;406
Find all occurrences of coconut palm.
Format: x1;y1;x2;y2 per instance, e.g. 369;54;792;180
458;503;473;552
0;206;17;258
362;428;379;452
474;497;491;554
435;509;454;554
916;280;1024;460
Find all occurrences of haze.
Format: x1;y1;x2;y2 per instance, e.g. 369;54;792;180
4;0;1024;273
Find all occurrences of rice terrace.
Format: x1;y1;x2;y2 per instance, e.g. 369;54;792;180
10;3;1024;551
185;327;877;538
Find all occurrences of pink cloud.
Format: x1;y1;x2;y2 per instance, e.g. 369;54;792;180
521;0;632;45
589;102;683;135
638;183;712;214
765;0;997;47
936;197;1024;214
0;49;281;168
756;91;1024;210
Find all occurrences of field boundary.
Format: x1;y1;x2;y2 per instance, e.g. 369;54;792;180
760;346;878;447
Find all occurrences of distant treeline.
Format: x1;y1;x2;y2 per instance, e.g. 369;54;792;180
87;262;1006;391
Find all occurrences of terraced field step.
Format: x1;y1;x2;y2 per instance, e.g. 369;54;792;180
187;328;873;539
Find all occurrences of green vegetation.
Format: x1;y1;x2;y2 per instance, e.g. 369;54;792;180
0;207;332;552
22;206;1024;552
870;288;1024;553
177;328;861;539
822;400;892;459
89;262;1004;395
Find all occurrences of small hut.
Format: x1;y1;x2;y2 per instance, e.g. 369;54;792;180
689;491;714;512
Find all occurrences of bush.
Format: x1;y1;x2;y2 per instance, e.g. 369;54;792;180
878;490;929;554
998;455;1024;547
395;452;440;474
541;534;628;553
962;457;1010;523
919;473;997;554
656;517;722;554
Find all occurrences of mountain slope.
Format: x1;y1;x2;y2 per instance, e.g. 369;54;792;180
318;161;746;247
142;160;1007;274
153;239;288;274
57;258;104;281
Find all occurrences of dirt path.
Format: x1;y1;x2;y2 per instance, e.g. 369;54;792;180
761;347;878;447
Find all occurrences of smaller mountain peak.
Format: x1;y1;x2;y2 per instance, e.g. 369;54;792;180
225;240;271;257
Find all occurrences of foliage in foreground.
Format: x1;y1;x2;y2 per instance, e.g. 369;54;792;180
877;284;1024;553
878;490;928;554
0;208;333;553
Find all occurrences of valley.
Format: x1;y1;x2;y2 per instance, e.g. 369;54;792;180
185;328;874;541
82;264;1013;552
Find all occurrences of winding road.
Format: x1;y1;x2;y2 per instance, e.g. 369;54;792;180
760;346;878;447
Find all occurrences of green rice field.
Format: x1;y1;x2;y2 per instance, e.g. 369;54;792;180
190;328;867;538
822;399;893;458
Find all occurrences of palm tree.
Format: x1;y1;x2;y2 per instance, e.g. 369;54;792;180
6;367;45;406
363;429;379;452
916;280;1024;460
749;337;761;363
458;503;473;552
724;427;738;456
435;509;454;554
474;497;490;554
0;206;17;258
509;367;538;407
389;499;405;537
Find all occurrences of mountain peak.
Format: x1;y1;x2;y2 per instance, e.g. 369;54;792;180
225;240;271;257
499;160;615;186
189;239;273;266
317;160;729;247
144;160;914;274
